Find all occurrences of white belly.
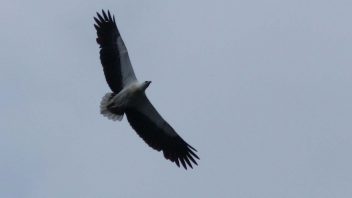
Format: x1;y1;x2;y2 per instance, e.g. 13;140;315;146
111;82;142;108
100;82;145;121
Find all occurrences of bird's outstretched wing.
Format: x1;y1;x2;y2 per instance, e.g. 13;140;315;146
125;94;199;169
94;10;137;93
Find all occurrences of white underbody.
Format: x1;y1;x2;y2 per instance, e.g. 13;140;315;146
100;82;145;121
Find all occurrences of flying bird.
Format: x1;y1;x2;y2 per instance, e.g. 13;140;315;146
94;10;199;169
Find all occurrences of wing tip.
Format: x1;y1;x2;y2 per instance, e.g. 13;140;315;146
94;9;115;25
94;9;120;46
169;148;199;170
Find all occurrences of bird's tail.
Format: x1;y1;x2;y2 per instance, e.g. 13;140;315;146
100;93;124;121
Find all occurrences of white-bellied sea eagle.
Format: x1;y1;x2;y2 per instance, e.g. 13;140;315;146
94;10;199;169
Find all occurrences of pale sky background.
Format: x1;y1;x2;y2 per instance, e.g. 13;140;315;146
1;0;352;197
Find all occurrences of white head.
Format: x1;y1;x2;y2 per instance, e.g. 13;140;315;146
141;81;151;91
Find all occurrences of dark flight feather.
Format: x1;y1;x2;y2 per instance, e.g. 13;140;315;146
94;10;123;93
125;107;199;169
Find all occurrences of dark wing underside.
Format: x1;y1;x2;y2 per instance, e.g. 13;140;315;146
125;96;199;169
94;10;136;93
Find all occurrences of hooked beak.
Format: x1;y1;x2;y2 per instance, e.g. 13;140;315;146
146;81;152;86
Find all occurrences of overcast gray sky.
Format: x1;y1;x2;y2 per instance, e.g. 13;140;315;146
1;0;352;197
